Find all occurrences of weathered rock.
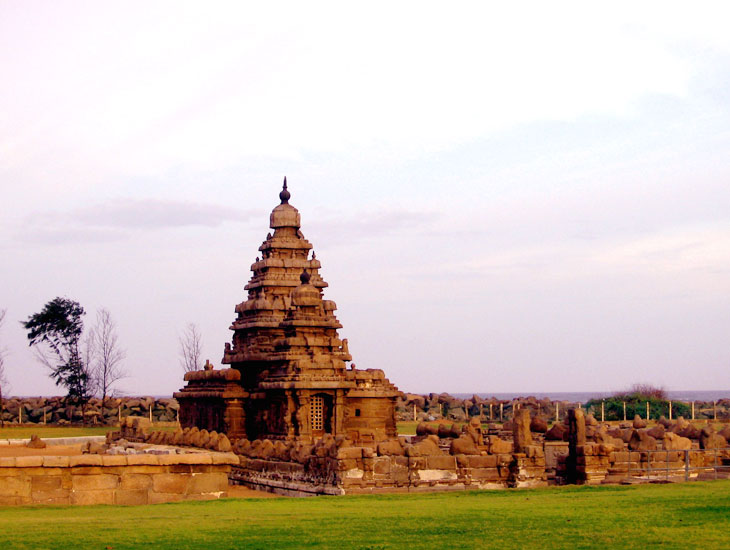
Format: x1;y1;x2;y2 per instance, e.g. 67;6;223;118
25;434;46;449
405;435;442;457
216;434;232;453
464;417;484;445
530;416;548;433
646;424;665;439
658;415;672;428
206;431;220;450
437;423;453;439
700;427;727;449
544;423;566;441
663;432;692;450
585;414;598;427
513;409;533;453
670;416;689;433
487;435;512;454
633;415;647;429
450;435;478;455
567;408;586;446
629;430;657;451
377;438;405;456
677;424;701;440
718;425;730;442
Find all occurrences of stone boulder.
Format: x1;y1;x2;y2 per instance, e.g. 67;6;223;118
585;414;598;427
677;424;701;440
629;430;657;451
438;423;459;439
544;423;566;441
377;438;405;456
633;415;647;429
700;427;727;450
206;431;220;450
233;438;251;455
405;435;442;457
718;425;730;442
658;415;672;428
464;417;484;445
646;424;665;439
663;432;692;451
530;416;548;433
512;409;533;452
25;434;46;449
273;440;291;461
487;435;513;454
216;434;232;453
670;417;689;433
450;435;478;456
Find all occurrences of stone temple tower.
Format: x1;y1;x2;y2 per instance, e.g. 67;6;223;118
176;180;400;444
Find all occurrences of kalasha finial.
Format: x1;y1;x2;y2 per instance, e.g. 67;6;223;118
279;177;290;204
300;269;311;284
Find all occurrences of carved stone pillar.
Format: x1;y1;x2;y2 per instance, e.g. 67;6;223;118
334;389;345;436
224;398;246;440
285;390;297;439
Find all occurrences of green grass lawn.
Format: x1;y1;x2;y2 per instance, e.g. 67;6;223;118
1;481;729;549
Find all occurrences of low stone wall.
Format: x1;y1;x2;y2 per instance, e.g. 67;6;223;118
1;396;179;425
0;452;238;506
557;443;730;485
230;449;546;496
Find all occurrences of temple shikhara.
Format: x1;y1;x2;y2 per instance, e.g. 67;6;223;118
175;180;400;446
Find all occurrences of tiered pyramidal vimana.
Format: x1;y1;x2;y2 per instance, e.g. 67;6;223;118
176;180;400;445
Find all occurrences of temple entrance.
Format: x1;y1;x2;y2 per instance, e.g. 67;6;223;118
310;393;333;436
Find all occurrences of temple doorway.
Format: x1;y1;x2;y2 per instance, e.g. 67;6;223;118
310;393;333;436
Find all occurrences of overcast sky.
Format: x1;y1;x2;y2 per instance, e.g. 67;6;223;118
1;2;729;397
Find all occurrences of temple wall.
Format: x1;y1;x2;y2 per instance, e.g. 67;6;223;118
228;442;547;496
344;397;397;440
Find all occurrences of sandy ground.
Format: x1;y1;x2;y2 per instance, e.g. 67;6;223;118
0;444;83;457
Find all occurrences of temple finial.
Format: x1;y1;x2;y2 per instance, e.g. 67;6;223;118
279;177;290;204
300;269;311;284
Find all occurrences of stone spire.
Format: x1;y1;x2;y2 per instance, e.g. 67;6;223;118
279;177;290;204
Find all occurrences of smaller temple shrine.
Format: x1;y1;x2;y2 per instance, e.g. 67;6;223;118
175;180;400;446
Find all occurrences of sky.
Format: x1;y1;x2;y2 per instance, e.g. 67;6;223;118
1;1;729;397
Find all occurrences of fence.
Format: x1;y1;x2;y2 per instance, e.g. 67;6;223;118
623;449;730;483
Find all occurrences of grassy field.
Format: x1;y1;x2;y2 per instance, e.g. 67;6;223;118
0;481;729;549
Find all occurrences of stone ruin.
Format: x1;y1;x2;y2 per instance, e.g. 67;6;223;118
168;181;730;495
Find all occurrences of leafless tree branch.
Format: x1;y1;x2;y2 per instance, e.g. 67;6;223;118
91;309;127;408
179;322;202;373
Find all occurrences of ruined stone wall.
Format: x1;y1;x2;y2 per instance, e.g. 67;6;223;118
557;443;730;485
1;396;179;425
229;448;547;496
0;452;237;506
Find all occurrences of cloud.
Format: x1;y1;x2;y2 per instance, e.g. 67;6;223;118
16;198;256;245
307;209;439;247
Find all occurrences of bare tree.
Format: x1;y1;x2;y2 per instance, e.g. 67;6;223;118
0;309;8;427
91;309;127;409
179;322;202;373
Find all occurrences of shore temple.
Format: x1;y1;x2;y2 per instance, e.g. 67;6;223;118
175;180;400;445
